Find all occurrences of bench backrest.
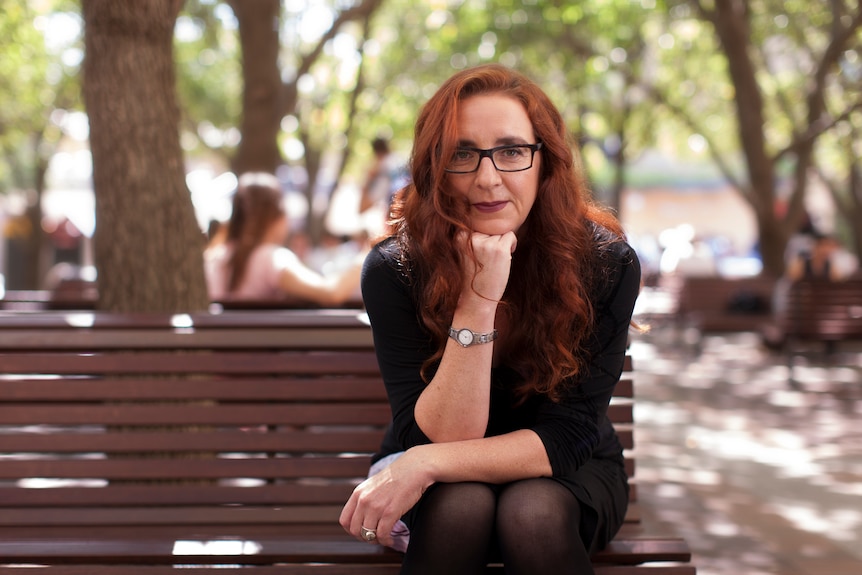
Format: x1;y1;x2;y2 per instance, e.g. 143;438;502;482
0;310;635;534
677;275;775;315
781;278;862;339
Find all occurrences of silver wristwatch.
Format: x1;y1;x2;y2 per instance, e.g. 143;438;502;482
448;327;498;348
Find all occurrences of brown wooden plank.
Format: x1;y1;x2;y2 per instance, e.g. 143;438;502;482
0;377;632;401
0;519;651;540
28;503;684;533
0;484;358;507
615;377;633;398
0;309;371;329
0;454;635;482
0;505;347;527
0;531;689;564
0;402;392;426
0;402;629;427
0;328;374;351
0;350;382;376
0;377;388;402
0;566;697;574
0;456;374;481
618;425;634;449
0;428;387;454
1;476;637;507
0;568;403;575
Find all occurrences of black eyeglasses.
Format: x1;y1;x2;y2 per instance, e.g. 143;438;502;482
445;142;543;174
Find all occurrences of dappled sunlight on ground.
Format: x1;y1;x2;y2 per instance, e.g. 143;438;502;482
629;324;862;575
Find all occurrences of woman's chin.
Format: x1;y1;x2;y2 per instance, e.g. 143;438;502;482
471;220;519;237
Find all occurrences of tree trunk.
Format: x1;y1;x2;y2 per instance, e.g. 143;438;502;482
850;167;862;260
82;0;208;312
710;0;784;276
228;0;283;174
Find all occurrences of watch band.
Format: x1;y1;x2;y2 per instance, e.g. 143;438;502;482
448;326;498;348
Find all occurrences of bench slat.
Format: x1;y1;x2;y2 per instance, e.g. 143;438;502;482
0;566;697;575
0;351;383;375
0;328;374;350
0;565;697;575
0;477;638;507
0;429;387;453
0;426;634;453
0;529;691;565
0;484;358;506
0;403;393;426
0;309;372;329
0;378;387;401
0;376;632;401
0;504;643;528
0;455;636;481
0;456;374;481
0;402;631;426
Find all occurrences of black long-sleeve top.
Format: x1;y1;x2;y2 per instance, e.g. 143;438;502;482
361;229;641;494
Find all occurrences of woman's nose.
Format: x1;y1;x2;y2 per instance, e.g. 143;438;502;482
474;156;502;187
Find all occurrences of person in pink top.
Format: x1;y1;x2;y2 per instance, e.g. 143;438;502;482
204;172;364;306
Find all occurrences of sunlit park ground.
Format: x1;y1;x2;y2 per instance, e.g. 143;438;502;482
629;291;862;575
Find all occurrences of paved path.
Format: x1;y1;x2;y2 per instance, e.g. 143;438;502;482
630;325;862;575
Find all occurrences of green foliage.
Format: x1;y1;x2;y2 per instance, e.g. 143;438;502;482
0;0;82;192
5;0;859;247
175;1;242;167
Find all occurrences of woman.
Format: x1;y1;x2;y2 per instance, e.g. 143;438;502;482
339;64;641;574
205;172;364;306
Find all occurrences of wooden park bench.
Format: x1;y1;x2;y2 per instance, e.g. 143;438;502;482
759;277;862;381
0;309;695;573
675;274;776;347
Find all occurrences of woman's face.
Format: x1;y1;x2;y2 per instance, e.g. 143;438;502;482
448;94;541;236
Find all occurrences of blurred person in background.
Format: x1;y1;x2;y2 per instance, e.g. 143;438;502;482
204;172;365;306
784;231;858;282
359;136;408;238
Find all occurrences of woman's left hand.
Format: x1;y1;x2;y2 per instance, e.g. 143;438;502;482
339;447;432;548
459;230;517;304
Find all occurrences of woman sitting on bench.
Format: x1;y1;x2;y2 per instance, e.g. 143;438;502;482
340;64;641;574
204;172;365;306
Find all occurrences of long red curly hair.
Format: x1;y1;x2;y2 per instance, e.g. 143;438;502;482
390;64;624;401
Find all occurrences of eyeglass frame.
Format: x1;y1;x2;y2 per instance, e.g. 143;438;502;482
444;142;543;174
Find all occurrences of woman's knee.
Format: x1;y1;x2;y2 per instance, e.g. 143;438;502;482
496;479;581;535
417;481;497;528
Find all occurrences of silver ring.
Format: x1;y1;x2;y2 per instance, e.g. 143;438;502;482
360;525;377;541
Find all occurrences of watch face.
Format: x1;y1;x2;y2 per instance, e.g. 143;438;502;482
457;329;474;346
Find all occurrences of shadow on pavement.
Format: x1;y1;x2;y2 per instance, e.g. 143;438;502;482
630;324;862;575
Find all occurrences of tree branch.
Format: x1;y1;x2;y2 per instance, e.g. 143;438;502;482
282;0;384;116
775;99;862;163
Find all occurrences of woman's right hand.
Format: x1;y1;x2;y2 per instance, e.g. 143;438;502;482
339;447;433;549
459;230;517;304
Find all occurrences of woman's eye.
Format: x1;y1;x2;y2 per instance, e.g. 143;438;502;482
503;147;525;157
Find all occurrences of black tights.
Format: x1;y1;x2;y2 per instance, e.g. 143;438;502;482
400;478;595;575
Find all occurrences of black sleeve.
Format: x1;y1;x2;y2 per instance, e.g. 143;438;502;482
530;240;641;476
361;243;435;450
